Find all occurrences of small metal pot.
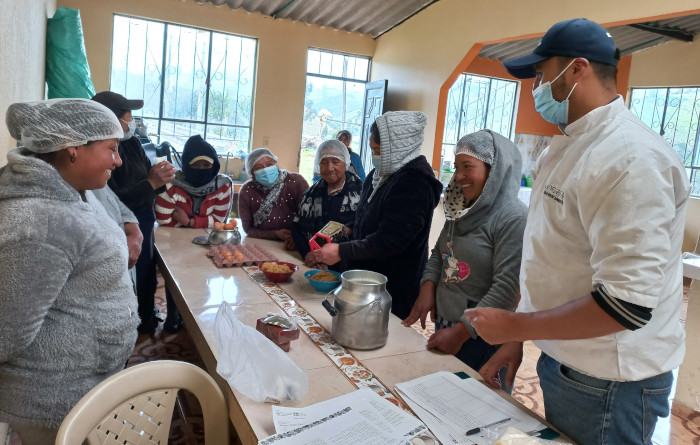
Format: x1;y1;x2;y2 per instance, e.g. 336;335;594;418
208;229;241;245
322;270;392;349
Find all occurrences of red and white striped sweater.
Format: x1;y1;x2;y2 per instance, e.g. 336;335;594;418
155;181;232;228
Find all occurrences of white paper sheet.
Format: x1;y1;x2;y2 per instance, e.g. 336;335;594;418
260;406;411;445
271;388;426;439
396;372;546;445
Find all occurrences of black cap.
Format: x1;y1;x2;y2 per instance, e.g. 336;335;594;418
503;18;619;79
91;91;144;118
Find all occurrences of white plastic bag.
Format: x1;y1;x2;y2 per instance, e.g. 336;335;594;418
214;302;309;403
493;427;572;445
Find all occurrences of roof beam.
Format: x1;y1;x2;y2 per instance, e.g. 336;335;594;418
628;23;694;42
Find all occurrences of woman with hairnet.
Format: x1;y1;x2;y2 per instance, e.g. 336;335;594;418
313;111;443;319
0;99;139;444
292;139;363;268
402;130;527;392
238;148;309;250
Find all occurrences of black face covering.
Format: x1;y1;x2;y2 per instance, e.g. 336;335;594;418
183;165;217;187
181;135;220;187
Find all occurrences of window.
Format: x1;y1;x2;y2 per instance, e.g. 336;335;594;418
440;74;519;185
299;49;370;182
110;15;257;155
629;87;700;196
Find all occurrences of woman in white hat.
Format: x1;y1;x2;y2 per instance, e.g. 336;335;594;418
238;147;309;250
0;99;139;444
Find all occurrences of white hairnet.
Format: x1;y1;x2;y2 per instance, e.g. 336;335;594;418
5;98;123;154
246;147;278;173
313;139;350;176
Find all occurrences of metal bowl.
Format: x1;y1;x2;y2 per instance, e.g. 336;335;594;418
208;229;241;245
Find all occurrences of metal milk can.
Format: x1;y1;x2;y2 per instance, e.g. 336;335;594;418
321;270;392;349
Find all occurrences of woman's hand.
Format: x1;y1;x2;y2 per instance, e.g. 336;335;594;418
283;237;296;251
313;243;340;266
124;222;143;269
426;323;470;355
147;161;176;189
172;206;190;226
304;252;319;268
274;228;292;240
402;281;436;329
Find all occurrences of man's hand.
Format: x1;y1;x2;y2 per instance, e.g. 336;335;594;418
464;307;520;345
172;206;190;226
426;323;470;355
402;281;436;329
147;161;176;189
478;341;523;389
124;222;143;269
313;243;341;266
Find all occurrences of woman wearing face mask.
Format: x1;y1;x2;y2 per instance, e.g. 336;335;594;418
238;147;309;250
0;99;139;445
92;91;176;334
155;135;232;228
402;130;527;392
313;111;443;319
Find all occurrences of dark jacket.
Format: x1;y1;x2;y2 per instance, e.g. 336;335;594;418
108;136;164;213
338;155;443;319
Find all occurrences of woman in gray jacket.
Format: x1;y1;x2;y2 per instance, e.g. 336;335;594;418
0;99;139;444
403;130;527;391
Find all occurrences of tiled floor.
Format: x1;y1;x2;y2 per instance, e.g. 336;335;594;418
7;276;700;444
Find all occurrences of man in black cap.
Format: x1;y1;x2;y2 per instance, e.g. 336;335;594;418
464;18;689;444
92;91;177;334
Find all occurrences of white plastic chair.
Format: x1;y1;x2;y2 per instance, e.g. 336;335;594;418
56;360;229;445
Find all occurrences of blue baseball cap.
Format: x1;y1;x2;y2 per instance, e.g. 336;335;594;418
503;18;619;79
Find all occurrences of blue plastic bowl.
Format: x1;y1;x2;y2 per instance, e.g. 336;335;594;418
304;269;342;292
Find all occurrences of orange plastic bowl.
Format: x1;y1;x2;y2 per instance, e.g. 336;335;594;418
259;261;299;283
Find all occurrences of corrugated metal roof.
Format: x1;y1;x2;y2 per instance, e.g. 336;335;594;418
193;0;440;38
479;14;700;62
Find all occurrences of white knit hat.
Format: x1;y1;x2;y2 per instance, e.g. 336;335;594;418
374;111;427;178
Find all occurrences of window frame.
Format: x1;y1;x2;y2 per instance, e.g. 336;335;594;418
109;14;258;155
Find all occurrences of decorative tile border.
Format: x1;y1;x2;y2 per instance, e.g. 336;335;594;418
242;266;404;408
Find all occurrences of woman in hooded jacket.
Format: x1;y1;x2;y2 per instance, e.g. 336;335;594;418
402;130;527;391
155;134;233;228
313;111;443;319
0;99;139;444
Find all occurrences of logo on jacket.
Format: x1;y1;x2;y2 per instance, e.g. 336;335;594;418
442;242;470;283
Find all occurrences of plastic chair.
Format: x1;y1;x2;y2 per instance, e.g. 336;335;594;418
56;360;229;445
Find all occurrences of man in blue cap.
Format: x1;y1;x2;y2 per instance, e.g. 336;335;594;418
464;18;689;444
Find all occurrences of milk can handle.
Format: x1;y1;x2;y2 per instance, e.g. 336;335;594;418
322;291;337;317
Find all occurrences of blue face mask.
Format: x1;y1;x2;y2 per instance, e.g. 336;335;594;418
532;60;577;125
372;155;381;172
254;165;279;186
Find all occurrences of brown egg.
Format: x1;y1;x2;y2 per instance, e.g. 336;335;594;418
224;223;236;230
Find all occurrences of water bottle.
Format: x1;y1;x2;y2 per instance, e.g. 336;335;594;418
239;167;248;182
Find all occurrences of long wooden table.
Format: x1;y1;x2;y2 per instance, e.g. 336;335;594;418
155;224;567;444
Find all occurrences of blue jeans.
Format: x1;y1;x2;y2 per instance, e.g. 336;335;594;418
435;318;512;394
537;352;672;445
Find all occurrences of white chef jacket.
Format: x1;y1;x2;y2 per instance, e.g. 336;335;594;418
518;96;689;381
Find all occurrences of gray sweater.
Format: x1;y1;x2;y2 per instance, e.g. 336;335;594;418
0;148;139;428
422;131;527;338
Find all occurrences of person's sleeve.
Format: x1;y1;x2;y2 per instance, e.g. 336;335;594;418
338;177;436;261
293;175;310;208
421;231;447;286
582;148;688;310
459;213;526;338
292;221;311;258
237;184;278;239
194;181;232;228
590;284;652;330
353;153;366;181
155;185;178;227
0;242;72;363
107;187;138;224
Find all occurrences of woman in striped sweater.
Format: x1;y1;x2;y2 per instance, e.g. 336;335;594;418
155;135;232;228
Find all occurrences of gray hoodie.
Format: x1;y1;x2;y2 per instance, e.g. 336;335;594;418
0;148;139;428
421;130;527;338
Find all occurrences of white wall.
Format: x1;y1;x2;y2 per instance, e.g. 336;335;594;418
0;0;57;166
